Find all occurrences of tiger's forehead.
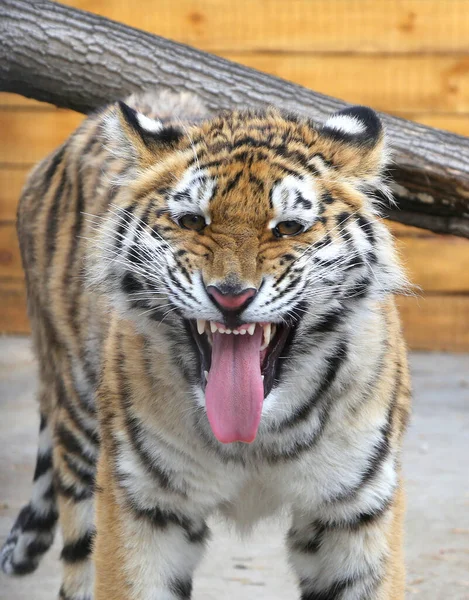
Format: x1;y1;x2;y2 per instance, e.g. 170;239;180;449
167;155;322;229
142;108;366;225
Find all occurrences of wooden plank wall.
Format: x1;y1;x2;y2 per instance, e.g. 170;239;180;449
1;0;469;350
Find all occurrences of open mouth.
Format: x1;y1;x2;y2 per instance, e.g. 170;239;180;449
187;319;294;444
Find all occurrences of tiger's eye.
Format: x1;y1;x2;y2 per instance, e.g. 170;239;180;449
178;214;206;232
273;221;304;237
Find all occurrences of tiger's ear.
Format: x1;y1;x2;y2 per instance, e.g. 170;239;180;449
103;101;184;167
319;106;389;188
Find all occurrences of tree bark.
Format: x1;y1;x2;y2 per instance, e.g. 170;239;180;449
1;0;469;238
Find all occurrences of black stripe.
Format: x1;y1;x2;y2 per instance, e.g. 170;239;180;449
344;277;370;300
61;531;94;563
63;453;96;488
322;191;335;203
173;254;192;284
16;505;58;534
291;537;322;554
43;146;66;185
185;522;210;545
33;451;53;481
305;309;344;336
319;498;392;532
293;192;313;210
126;496;208;546
39;413;47;431
300;577;354;600
55;423;96;468
26;538;53;559
118;373;186;496
248;173;265;193
356;215;376;244
54;473;93;502
32;146;66;222
130;503;192;531
279;341;348;429
45;168;67;267
5;560;38;576
288;524;326;554
122;272;144;295
58;378;99;443
59;585;92;600
170;578;192;599
167;267;198;303
224;170;243;194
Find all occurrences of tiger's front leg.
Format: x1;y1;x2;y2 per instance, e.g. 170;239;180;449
287;483;406;600
93;444;209;600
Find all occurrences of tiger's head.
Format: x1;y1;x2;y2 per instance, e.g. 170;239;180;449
91;97;405;444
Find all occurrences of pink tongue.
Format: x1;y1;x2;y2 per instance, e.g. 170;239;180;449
205;327;264;444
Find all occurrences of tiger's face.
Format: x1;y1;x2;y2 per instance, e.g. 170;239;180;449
93;103;405;444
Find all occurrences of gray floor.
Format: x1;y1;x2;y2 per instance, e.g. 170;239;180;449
0;336;468;599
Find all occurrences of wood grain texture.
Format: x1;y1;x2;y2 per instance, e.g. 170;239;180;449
61;0;469;53
0;225;22;278
0;168;30;221
1;1;469;238
0;279;28;334
396;236;469;293
397;295;469;352
218;53;469;114
0;110;82;164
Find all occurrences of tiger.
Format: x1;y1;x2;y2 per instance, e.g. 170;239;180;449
1;89;411;600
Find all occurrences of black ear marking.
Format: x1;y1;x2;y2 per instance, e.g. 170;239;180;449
117;101;184;147
322;105;383;147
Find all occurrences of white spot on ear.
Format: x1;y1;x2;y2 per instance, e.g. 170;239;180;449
136;113;163;134
324;114;366;135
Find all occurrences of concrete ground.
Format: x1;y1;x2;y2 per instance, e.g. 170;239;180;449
0;336;468;600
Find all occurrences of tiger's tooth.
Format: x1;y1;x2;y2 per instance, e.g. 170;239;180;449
210;322;217;333
204;370;209;381
261;375;264;381
233;329;239;335
247;323;256;335
239;329;247;335
225;329;232;334
197;319;206;335
260;323;272;350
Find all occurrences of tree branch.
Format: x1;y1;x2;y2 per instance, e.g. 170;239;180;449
1;0;469;237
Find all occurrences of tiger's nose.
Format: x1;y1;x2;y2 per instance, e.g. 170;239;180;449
206;285;257;313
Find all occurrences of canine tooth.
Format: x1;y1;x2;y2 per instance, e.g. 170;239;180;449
210;322;217;333
233;330;239;335
204;370;209;381
260;323;272;351
197;319;206;335
261;375;264;381
247;323;256;335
